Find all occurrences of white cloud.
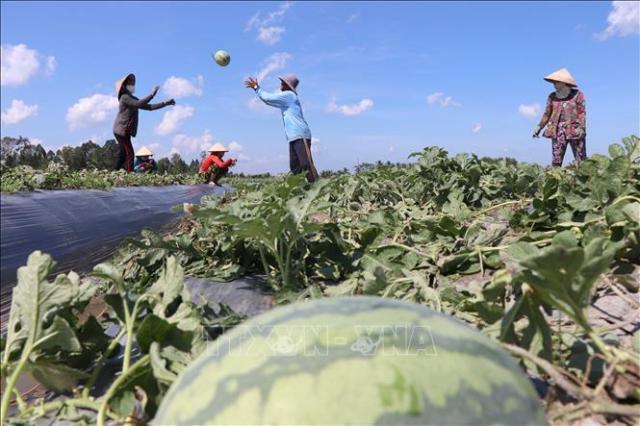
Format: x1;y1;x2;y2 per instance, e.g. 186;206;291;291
162;75;204;98
1;100;39;124
595;1;640;40
246;2;292;45
1;44;56;87
228;141;244;152
66;94;118;130
172;130;214;155
426;92;461;107
258;27;286;45
347;13;360;23
518;103;541;120
472;123;482;133
155;105;195;136
256;52;292;81
327;97;374;116
45;56;57;75
245;12;262;32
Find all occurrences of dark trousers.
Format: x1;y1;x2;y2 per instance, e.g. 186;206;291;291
552;137;587;167
289;138;318;183
115;134;134;172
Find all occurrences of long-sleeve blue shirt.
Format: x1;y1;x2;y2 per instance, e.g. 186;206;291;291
255;87;312;142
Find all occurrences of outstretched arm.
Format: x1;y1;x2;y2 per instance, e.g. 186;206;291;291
245;77;288;108
255;88;289;108
120;86;159;108
139;99;175;111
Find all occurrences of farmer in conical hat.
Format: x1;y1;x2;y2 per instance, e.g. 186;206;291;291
533;68;587;167
133;146;157;173
113;73;176;172
244;74;319;183
199;143;237;185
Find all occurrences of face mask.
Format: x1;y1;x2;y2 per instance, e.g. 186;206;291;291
554;82;567;93
126;85;135;94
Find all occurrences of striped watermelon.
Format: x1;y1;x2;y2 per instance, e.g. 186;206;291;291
155;297;546;425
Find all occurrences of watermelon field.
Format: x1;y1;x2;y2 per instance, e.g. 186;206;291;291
0;163;202;193
1;136;639;425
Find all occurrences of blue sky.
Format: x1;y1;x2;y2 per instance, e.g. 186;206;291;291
1;1;639;174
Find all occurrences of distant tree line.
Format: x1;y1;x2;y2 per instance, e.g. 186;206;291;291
2;136;497;178
0;137;201;174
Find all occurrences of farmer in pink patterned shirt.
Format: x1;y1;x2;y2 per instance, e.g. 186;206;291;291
533;68;587;167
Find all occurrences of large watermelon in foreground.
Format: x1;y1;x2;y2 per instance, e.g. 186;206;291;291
155;296;546;425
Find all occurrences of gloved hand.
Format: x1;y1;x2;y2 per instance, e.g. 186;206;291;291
532;125;542;138
164;99;176;106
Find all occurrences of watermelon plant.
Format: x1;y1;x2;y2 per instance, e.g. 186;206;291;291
1;136;639;424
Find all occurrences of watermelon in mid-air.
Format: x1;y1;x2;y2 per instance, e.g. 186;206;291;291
155;296;546;425
213;50;230;67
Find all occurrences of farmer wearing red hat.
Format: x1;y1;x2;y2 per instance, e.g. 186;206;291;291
245;74;318;183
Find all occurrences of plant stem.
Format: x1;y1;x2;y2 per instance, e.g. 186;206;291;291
82;328;127;399
96;354;150;426
121;295;133;372
475;199;532;217
609;195;640;206
588;401;640;417
502;343;591;400
21;398;117;421
1;341;32;424
123;295;150;373
383;242;428;257
258;246;271;278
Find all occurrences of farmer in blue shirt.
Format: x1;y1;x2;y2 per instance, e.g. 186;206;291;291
245;74;318;183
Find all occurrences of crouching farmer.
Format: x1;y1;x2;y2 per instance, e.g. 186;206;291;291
199;143;237;185
133;146;157;173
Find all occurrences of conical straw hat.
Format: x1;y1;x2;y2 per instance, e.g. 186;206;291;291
115;73;135;96
544;68;577;86
207;143;228;152
136;146;153;156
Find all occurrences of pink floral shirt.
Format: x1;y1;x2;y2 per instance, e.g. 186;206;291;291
538;90;586;140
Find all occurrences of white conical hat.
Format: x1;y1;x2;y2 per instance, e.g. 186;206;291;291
207;143;228;152
544;68;577;86
136;146;153;156
115;73;135;96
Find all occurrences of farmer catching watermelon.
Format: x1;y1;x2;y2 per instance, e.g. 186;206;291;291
532;68;587;167
199;143;237;185
113;73;175;172
245;74;319;183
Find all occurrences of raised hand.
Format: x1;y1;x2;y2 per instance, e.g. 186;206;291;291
244;77;259;89
151;85;160;97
